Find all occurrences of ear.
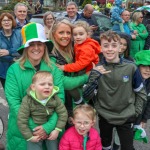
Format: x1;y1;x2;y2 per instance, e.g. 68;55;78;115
70;117;75;125
30;84;35;91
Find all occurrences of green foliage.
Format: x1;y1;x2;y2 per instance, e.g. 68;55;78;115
82;0;92;9
2;1;18;11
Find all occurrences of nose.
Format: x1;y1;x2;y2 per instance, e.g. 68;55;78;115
63;32;69;38
33;44;38;50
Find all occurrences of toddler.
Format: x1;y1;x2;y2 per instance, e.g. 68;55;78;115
18;71;68;150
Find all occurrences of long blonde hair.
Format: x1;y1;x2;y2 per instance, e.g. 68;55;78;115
49;19;74;62
18;45;51;70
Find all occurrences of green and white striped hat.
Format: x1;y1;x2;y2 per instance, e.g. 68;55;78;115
18;23;53;54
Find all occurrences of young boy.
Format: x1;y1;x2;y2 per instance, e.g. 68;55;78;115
18;71;68;150
134;50;150;128
83;30;147;150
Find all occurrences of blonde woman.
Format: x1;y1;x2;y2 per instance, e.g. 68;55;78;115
49;19;89;129
130;12;148;58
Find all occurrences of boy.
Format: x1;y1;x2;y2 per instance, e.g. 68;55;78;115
134;50;150;127
111;0;132;33
83;30;146;150
18;71;68;150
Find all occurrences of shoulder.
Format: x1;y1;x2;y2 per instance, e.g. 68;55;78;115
61;127;77;140
122;58;137;70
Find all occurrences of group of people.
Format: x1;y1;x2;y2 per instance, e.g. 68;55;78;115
0;1;150;150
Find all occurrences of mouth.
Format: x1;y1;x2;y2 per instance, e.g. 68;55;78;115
32;51;40;54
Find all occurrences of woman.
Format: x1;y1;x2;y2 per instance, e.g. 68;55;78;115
49;19;88;128
130;12;148;58
5;22;64;150
0;13;22;88
118;33;134;61
43;11;55;39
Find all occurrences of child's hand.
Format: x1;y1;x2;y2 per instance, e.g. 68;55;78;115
30;135;41;142
140;122;146;128
47;130;59;140
57;64;64;71
94;65;111;74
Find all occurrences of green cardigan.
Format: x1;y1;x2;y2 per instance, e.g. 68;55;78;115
130;22;148;58
18;86;68;141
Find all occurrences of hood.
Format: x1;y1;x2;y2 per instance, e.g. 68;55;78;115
84;38;101;54
115;0;122;7
27;86;59;105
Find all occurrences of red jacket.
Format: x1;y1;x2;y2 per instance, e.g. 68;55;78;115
59;126;102;150
64;38;101;73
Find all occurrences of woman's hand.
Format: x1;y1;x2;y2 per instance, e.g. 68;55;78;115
57;64;64;71
94;65;111;74
33;125;48;139
0;49;9;56
47;130;59;140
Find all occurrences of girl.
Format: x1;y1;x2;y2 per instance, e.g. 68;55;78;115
59;104;102;150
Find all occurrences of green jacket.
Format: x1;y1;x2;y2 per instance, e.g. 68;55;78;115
130;23;148;58
5;59;65;150
18;86;68;140
83;58;147;125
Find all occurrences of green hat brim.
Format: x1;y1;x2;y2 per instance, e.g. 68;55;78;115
17;40;53;55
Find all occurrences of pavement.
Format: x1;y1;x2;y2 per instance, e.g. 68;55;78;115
0;83;150;149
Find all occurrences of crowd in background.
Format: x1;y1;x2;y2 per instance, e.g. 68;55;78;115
0;0;150;150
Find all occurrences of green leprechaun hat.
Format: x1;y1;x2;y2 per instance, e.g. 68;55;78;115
18;22;53;54
135;50;150;66
134;125;148;143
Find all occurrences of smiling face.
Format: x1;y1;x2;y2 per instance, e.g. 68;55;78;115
101;39;120;63
66;4;77;19
72;110;94;136
1;16;12;30
45;14;54;28
27;41;45;66
73;26;88;44
139;65;150;80
15;5;27;22
53;23;72;50
120;38;127;55
31;76;53;100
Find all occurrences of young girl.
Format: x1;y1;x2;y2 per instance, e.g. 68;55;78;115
57;20;101;104
59;104;102;150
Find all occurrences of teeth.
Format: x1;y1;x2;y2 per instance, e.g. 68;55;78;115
32;51;39;54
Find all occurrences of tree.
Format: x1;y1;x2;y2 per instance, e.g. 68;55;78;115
82;0;92;8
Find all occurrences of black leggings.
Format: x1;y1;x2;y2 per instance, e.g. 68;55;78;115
99;116;134;150
0;78;5;88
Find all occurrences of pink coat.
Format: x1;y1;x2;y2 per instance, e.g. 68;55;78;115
59;126;102;150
